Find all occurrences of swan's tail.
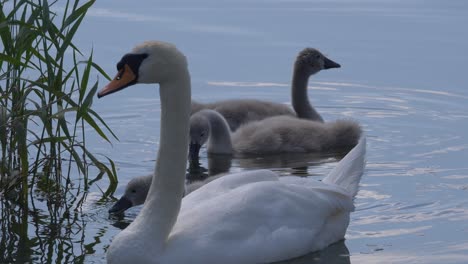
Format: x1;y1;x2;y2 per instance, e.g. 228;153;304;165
322;135;366;198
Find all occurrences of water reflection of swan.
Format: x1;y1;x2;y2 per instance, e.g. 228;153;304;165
99;41;366;264
274;241;350;264
199;150;346;177
191;48;341;131
186;154;232;182
233;151;347;173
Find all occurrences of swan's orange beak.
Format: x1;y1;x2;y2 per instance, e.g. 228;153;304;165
98;64;137;98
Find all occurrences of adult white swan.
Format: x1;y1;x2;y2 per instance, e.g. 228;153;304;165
98;41;366;264
191;47;341;131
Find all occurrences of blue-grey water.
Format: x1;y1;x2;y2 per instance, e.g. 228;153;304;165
2;0;468;263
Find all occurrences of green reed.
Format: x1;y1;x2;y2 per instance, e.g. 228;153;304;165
0;0;118;203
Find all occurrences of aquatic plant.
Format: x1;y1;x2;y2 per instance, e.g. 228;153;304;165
0;0;118;203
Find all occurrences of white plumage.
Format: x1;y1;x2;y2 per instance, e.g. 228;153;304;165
165;135;365;264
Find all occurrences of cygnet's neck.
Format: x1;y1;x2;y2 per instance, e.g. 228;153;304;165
127;68;191;249
291;65;324;122
204;110;233;155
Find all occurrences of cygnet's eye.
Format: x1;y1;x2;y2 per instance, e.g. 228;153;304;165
131;189;136;193
315;54;321;60
200;132;205;137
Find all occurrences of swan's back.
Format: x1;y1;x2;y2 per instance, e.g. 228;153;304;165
232;116;361;155
192;99;295;131
163;136;366;263
166;179;353;264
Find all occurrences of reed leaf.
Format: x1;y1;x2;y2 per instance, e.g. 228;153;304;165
0;0;118;205
0;53;29;68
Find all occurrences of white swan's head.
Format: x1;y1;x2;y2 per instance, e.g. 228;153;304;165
188;112;210;163
98;41;188;98
108;175;152;214
295;48;341;75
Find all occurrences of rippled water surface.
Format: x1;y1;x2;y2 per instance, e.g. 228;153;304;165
1;0;468;263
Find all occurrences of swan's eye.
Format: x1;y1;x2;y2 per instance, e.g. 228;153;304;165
200;132;205;137
131;189;136;193
116;71;124;80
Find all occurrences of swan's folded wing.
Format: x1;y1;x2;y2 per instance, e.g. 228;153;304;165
167;178;354;264
181;169;278;210
280;175;353;199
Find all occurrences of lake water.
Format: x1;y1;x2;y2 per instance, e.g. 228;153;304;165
1;0;468;263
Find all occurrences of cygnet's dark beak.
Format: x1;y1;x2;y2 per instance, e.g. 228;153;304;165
109;196;132;214
188;142;202;166
323;57;341;69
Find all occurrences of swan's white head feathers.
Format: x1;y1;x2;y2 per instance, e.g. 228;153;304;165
97;41;188;97
133;41;188;84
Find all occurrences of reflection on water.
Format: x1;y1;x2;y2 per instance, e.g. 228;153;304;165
109;213;132;230
1;200;30;263
0;193;104;264
189;149;348;178
234;151;347;177
186;155;232;182
274;241;350;264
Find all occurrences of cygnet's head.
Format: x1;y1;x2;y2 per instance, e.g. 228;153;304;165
188;113;210;164
295;48;341;76
108;175;151;214
97;41;188;98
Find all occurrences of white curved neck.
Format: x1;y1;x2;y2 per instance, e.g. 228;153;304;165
126;69;191;250
204;111;233;155
291;66;324;122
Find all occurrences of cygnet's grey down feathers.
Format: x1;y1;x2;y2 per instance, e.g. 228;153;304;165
189;109;362;158
109;173;225;214
232;116;361;155
191;99;294;131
